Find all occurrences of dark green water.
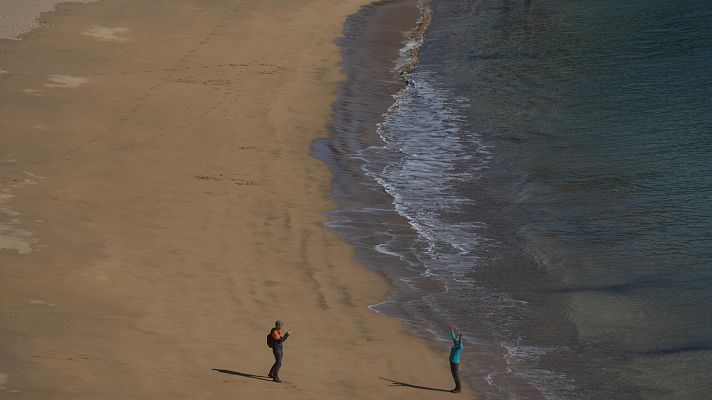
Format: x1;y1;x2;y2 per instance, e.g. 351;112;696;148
423;0;711;397
325;0;712;398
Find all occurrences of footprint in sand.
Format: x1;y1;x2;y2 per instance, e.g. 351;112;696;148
82;26;129;42
44;75;87;88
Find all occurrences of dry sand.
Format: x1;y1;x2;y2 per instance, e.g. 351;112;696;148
0;0;474;398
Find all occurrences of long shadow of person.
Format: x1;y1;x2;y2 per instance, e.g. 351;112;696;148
380;377;452;392
213;368;273;382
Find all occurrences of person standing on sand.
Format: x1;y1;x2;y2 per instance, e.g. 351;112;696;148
449;324;464;393
267;320;291;383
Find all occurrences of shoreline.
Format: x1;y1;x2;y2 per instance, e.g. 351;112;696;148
321;0;491;396
0;1;473;398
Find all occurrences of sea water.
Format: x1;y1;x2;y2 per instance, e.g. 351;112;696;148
321;0;712;398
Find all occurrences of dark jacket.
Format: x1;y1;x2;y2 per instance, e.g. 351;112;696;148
270;328;290;349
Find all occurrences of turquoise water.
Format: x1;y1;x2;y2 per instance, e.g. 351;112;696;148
325;0;712;398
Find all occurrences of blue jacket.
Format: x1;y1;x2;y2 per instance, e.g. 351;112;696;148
449;329;463;364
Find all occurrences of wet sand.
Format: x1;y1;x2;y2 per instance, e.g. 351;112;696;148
0;0;473;398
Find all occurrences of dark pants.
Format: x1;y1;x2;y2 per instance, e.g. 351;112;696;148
269;347;283;379
450;361;461;391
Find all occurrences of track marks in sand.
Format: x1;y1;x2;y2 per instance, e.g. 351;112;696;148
296;229;330;311
58;4;248;159
194;174;259;186
58;2;287;161
96;63;285;79
175;3;246;65
89;3;250;130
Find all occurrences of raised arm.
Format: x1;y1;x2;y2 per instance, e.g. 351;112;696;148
450;325;457;344
279;330;291;343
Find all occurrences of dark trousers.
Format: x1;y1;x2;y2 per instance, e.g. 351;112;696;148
450;361;461;391
269;347;283;379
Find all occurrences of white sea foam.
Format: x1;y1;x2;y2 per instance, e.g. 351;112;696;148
362;73;492;282
501;342;581;400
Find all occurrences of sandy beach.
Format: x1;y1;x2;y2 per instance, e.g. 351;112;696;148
0;0;472;398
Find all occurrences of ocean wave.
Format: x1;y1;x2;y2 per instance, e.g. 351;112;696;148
361;71;491;273
325;1;590;398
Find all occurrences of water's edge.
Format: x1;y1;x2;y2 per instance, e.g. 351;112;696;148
316;1;577;398
313;0;483;393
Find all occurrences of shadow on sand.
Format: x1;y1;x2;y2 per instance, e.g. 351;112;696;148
213;368;273;382
380;377;452;392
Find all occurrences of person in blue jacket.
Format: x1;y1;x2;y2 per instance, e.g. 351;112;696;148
449;324;463;393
